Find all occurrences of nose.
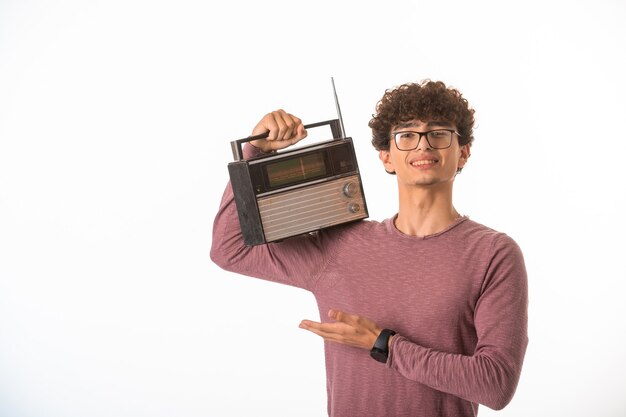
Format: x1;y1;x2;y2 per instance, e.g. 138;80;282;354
416;133;432;150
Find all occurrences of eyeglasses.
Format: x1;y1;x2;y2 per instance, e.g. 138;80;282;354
391;129;460;151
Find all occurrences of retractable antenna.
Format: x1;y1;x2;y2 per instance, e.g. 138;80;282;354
331;77;346;138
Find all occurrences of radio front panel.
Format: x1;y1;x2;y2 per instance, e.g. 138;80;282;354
257;174;366;243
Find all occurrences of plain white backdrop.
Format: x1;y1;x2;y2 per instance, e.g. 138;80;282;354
1;0;625;416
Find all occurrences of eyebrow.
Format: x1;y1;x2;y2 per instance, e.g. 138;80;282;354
394;120;455;130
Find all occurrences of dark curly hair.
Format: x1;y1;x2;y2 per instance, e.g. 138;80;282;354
369;80;475;151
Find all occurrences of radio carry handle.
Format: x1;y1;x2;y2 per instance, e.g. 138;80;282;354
230;118;344;162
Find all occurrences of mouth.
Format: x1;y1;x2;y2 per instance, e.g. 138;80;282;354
410;159;438;167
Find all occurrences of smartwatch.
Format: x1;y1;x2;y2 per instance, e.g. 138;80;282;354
370;329;396;363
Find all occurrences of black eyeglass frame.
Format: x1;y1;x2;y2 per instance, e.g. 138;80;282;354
391;129;461;151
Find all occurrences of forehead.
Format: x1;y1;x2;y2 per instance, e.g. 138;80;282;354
393;119;455;130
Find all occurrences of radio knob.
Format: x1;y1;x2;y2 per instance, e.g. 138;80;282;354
342;182;358;198
347;202;361;213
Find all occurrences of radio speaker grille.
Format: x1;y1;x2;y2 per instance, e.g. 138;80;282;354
257;174;367;242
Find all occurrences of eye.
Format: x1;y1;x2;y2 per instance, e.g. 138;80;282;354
430;130;448;138
398;132;417;139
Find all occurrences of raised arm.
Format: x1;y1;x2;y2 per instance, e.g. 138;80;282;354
210;110;337;292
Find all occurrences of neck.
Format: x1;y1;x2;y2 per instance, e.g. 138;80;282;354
395;183;460;237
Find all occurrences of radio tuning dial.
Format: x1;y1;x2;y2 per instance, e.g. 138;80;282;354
347;202;361;213
343;181;358;198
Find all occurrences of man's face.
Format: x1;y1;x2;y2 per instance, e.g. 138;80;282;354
379;119;470;188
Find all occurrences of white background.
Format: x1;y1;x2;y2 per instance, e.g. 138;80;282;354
1;0;625;416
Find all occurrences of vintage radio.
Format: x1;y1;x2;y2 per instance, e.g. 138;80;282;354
228;116;369;246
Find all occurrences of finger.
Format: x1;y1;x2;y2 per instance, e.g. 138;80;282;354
328;309;360;325
288;113;307;140
299;319;330;331
299;320;348;335
267;112;306;149
259;110;292;142
265;110;288;141
296;123;308;140
251;112;279;141
300;321;350;342
272;109;292;141
276;109;304;141
300;321;367;348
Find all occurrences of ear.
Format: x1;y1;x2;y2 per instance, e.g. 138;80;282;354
379;149;395;173
457;144;471;170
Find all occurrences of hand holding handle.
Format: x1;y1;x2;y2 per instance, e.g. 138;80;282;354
231;118;343;161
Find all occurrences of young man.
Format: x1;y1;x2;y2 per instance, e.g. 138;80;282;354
211;80;528;416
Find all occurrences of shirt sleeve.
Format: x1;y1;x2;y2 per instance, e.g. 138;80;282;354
386;233;529;410
210;144;338;292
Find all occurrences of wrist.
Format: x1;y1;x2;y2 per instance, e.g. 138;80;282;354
244;142;275;159
249;140;265;151
370;329;396;363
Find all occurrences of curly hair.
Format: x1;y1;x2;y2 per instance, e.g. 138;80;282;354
368;80;475;151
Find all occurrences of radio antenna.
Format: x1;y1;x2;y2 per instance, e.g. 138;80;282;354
331;77;347;138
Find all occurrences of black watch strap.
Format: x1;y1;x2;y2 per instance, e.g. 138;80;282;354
370;329;396;363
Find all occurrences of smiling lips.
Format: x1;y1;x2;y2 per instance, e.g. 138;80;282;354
410;159;438;167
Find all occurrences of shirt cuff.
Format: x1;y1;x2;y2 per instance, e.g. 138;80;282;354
386;333;403;368
243;142;275;160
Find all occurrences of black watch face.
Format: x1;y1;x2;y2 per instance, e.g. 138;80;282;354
370;348;388;363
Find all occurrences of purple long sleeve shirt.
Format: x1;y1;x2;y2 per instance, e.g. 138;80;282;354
211;147;528;417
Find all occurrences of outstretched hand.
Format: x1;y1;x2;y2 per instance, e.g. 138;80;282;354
250;109;308;152
299;309;382;350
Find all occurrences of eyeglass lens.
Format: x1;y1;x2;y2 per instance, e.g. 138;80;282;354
394;130;453;150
